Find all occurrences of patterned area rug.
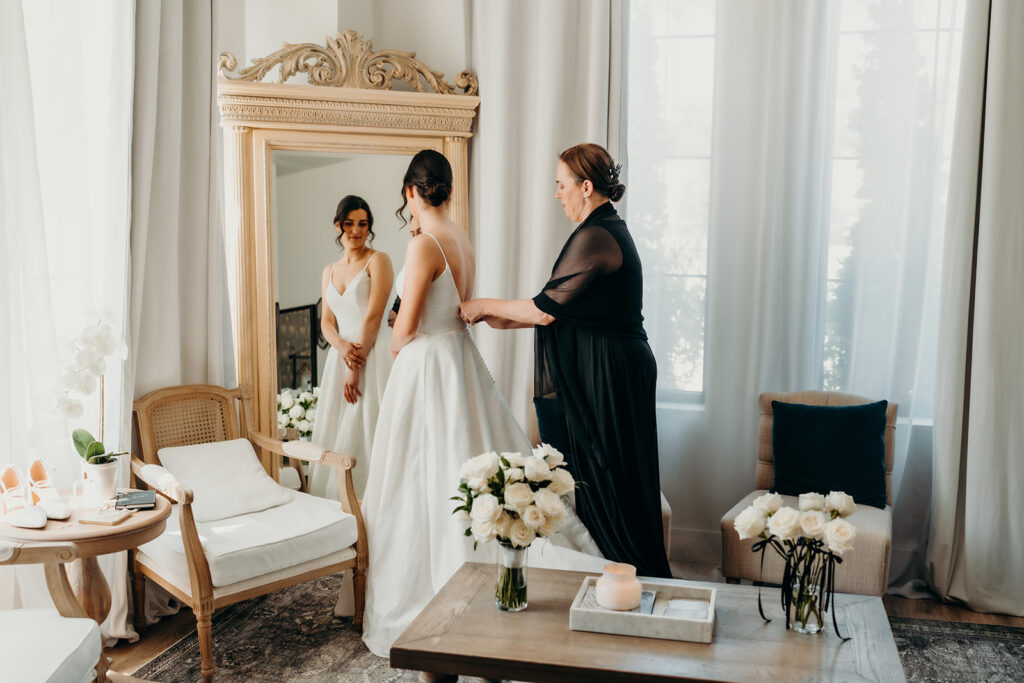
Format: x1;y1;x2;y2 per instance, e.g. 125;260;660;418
134;574;416;682
889;615;1024;683
136;575;1024;682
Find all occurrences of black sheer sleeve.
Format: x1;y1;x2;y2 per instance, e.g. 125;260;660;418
534;225;622;316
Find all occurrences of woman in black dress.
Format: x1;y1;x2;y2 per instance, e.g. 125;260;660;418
460;143;671;578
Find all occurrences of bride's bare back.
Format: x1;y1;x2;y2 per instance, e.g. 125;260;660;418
425;220;475;301
391;214;475;354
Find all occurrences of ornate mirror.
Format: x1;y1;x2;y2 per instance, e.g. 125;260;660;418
217;31;479;475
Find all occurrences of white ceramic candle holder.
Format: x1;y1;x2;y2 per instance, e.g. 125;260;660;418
595;562;642;611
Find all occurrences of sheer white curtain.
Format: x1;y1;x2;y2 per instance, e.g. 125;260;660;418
626;0;965;577
1;0;134;641
928;0;1024;616
470;0;612;422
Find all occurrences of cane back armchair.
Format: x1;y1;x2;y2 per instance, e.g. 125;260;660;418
130;384;366;682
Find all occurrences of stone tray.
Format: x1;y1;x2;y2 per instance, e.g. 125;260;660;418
569;576;716;643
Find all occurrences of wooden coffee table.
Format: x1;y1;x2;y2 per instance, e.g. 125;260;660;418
391;563;905;682
0;492;171;624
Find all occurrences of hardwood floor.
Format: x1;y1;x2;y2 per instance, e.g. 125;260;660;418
108;610;196;676
108;566;1024;677
883;593;1024;628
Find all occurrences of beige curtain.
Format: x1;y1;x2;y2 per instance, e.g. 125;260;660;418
128;0;233;622
469;0;613;422
928;0;1024;615
129;0;232;402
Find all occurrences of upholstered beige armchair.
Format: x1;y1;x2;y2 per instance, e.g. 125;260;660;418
720;391;897;596
131;384;366;683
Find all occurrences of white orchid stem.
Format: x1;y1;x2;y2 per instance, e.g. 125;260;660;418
98;375;104;444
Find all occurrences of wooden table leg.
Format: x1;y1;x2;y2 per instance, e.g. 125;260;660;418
66;556;113;624
417;674;458;683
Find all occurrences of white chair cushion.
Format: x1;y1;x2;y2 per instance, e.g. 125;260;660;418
0;608;100;683
138;490;358;586
157;438;292;522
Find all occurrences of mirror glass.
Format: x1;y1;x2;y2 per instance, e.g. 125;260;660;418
272;150;412;393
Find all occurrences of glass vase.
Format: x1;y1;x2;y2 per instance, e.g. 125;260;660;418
495;542;528;611
788;553;826;635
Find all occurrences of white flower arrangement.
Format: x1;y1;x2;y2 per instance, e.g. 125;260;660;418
277;386;319;439
56;318;128;450
451;443;576;549
734;490;858;637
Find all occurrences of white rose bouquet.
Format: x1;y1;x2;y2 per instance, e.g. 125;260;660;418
451;443;576;610
277;387;318;439
733;490;858;638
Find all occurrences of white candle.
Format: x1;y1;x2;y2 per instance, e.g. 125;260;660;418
595;562;642;611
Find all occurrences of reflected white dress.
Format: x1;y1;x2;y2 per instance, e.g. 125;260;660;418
360;234;604;657
308;257;393;499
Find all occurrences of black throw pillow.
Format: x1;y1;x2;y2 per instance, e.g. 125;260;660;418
771;399;888;509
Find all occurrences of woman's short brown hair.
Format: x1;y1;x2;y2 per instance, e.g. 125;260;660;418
559;143;625;202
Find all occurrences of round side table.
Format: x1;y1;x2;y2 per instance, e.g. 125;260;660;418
0;492;171;624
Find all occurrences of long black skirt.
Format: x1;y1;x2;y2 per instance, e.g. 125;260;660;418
535;327;671;579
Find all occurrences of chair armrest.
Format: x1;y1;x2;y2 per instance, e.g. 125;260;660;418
0;541;78;565
131;456;194;504
250;431;356;470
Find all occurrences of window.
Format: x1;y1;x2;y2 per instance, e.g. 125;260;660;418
626;0;964;414
626;0;715;396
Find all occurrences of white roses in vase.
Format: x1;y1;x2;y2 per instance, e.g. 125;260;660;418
733;489;859;637
452;444;575;549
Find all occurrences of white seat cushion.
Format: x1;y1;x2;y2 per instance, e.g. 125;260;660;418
138;490;357;586
0;608;100;683
157;438;292;522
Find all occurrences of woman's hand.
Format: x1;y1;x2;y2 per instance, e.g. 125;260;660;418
343;367;362;404
459;299;488;325
339;340;366;369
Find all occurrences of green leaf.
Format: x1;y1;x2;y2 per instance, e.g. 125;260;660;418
449;496;464;501
72;429;95;458
464;528;472;536
85;441;106;461
87;454;111;464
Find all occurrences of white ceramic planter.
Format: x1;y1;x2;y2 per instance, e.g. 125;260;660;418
81;459;119;502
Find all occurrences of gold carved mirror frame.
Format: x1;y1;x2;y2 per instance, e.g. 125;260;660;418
217;31;480;475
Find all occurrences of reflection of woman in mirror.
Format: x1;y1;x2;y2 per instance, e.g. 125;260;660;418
307;195;394;502
359;150;603;657
459;143;672;578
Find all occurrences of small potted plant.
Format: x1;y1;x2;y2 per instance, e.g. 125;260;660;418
73;428;125;501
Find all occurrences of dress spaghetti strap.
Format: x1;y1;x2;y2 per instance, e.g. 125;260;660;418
421;232;450;270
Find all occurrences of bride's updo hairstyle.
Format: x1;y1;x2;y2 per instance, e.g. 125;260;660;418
396;149;453;227
559;143;626;202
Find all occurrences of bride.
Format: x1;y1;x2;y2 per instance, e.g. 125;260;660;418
360;150;604;657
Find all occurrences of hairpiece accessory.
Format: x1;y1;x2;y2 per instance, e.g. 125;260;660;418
609;162;622;184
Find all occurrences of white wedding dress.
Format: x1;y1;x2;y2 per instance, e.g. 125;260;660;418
308;257;393;499
360;234;604;657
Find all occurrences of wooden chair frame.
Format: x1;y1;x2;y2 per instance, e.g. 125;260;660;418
130;384;367;682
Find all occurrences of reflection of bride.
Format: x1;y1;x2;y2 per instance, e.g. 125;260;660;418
360;151;604;658
307;195;394;499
